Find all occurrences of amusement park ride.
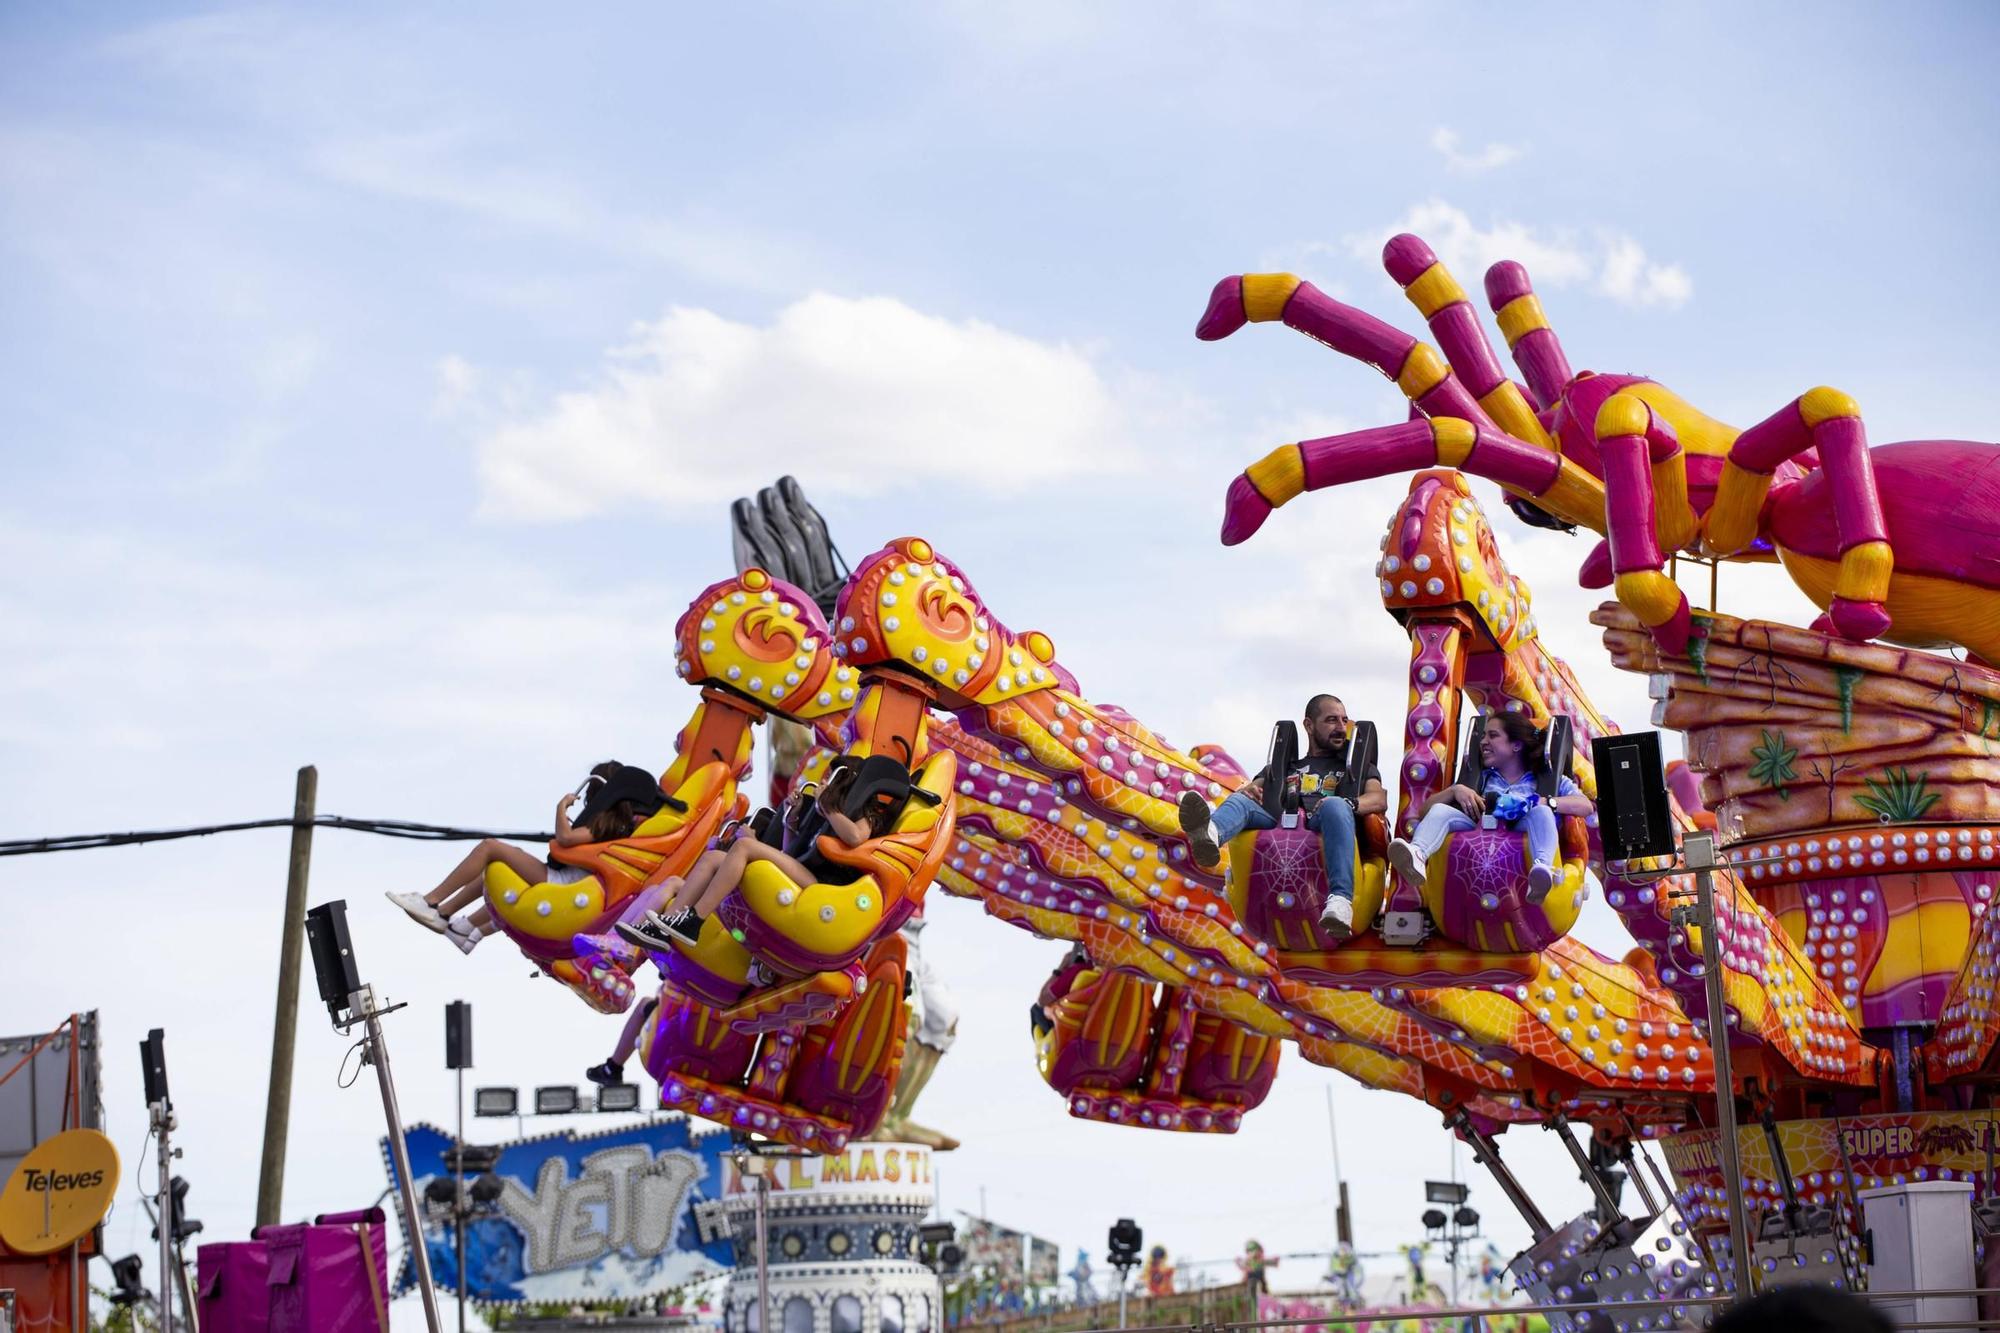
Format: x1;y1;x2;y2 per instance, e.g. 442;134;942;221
456;233;2000;1325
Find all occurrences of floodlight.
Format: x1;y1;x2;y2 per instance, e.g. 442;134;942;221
1425;1180;1469;1205
534;1085;580;1115
596;1083;642;1113
1422;1208;1448;1231
473;1087;518;1117
919;1222;957;1247
1454;1206;1480;1229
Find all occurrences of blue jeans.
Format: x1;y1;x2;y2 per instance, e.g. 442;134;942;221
1409;804;1558;868
1211;791;1355;901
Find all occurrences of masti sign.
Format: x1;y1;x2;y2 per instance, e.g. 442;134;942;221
723;1143;933;1198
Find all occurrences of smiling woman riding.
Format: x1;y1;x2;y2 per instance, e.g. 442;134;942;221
1388;711;1594;904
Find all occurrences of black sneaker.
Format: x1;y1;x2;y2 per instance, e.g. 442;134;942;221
615;918;678;954
585;1059;626;1087
1176;790;1222;869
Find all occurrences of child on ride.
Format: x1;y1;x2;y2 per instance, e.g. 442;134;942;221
617;754;928;954
386;762;661;954
1387;711;1594;904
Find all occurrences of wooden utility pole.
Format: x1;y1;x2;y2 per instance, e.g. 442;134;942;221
255;765;318;1228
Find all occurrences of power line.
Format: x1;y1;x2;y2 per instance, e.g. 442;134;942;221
0;815;554;858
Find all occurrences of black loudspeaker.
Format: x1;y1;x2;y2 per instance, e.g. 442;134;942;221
1590;731;1676;860
445;1000;473;1070
139;1028;170;1109
304;900;363;1018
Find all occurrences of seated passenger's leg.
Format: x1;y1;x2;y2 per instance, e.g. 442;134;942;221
1211;791;1276;843
1307;800;1358;899
1389;806;1476;886
1177;789;1274;869
1522;806;1560;903
1310;798;1359;939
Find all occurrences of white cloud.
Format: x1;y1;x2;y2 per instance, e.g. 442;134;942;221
460;293;1147;519
1347;200;1693;309
1430;126;1524;173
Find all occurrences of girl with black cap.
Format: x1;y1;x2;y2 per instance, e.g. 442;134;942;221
387;761;661;953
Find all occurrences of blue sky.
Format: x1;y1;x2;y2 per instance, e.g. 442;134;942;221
6;3;2000;1324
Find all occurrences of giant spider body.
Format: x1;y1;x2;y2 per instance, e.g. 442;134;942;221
1201;234;2000;661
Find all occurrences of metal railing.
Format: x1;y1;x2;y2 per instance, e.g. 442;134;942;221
962;1284;2000;1333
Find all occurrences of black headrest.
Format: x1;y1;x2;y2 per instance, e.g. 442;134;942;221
840;754;940;824
577;764;676;824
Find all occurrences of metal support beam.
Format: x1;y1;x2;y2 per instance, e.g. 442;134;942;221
1450;1111;1552;1241
1687;833;1755;1299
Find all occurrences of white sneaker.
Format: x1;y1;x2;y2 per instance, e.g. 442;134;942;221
1318;894;1353;941
1387;837;1425;888
447;918;483;955
1526;862;1555;904
1177;791;1222;869
387;890;448;933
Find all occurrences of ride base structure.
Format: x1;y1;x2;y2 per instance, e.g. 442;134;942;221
437;231;2000;1328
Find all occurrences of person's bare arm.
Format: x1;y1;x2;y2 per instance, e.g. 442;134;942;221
1355;777;1388;818
1548;792;1595;817
554;791;594;845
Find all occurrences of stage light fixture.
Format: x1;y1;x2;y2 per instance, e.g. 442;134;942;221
534;1085;580;1115
473;1087;518;1117
1421;1208;1448;1232
1106;1217;1143;1268
596;1083;642;1113
107;1254;150;1307
1454;1205;1480;1229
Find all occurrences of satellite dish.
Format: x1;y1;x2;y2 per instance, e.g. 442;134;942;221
0;1127;121;1254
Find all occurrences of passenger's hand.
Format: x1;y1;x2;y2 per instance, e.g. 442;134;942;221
1240;779;1264;803
1451;785;1485;818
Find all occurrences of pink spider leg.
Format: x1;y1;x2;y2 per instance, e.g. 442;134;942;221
1381;235;1556;454
1482;260;1577;412
1196;273;1502;431
1703;388;1892;640
1595;395;1693;654
1222;417;1605;545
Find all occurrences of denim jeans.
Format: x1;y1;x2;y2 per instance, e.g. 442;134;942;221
1409;803;1558;868
1211;791;1355;901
